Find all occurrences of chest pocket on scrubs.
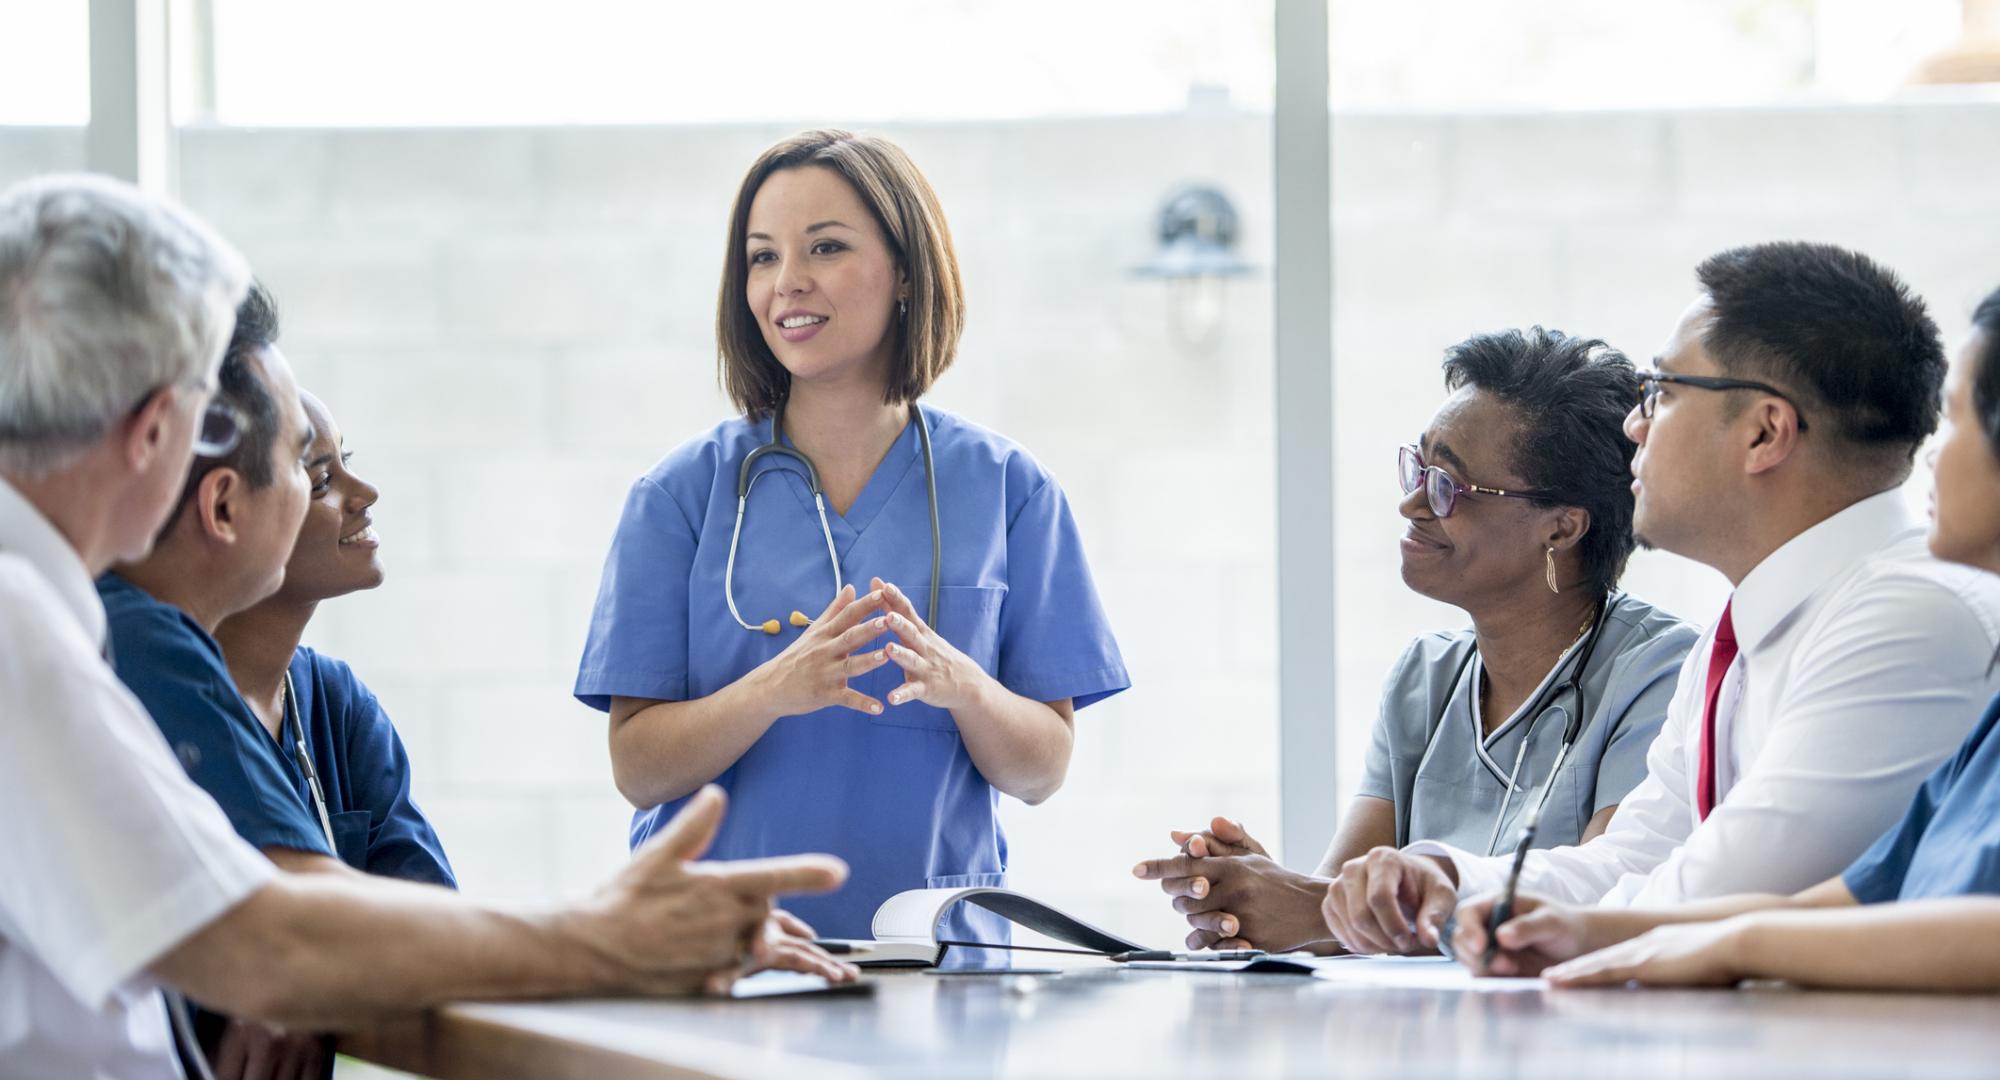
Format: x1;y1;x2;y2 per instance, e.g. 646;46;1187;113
1408;737;1501;850
870;584;1007;732
329;810;372;871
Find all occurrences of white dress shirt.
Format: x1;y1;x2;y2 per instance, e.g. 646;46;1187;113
1407;489;2000;908
0;477;276;1078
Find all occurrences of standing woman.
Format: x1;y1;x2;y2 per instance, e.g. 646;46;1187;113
577;130;1130;942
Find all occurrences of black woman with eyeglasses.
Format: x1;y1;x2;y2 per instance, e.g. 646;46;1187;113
1136;327;1697;955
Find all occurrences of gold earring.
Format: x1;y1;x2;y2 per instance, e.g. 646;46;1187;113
1545;546;1560;594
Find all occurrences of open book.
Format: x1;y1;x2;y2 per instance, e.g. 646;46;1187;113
817;886;1146;968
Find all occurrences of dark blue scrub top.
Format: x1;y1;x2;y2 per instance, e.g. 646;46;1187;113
1845;690;2000;903
286;646;455;888
98;574;454;886
99;573;332;858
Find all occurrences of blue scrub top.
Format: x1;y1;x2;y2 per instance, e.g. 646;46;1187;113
99;573;331;858
99;575;455;886
1844;690;2000;904
285;647;456;887
575;407;1130;941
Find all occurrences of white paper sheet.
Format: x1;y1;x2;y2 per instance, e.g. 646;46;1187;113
1308;955;1545;992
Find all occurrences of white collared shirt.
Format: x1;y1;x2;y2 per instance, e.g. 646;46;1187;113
1407;489;2000;907
0;476;276;1077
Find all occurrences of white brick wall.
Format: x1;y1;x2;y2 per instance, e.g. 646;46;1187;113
0;127;83;188
3;100;1995;947
1450;112;1672;221
1669;107;1902;219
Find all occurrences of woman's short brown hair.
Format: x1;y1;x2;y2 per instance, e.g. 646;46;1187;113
716;129;965;419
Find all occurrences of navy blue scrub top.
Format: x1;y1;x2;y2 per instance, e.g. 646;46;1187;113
98;574;454;886
100;573;332;858
1844;690;2000;903
285;646;455;887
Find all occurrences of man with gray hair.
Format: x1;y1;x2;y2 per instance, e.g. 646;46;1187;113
0;175;855;1079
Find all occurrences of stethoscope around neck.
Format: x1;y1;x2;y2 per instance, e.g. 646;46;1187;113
281;670;338;851
1408;592;1617;857
723;401;941;634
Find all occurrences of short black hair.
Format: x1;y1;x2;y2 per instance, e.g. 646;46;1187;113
173;282;282;519
1442;327;1641;596
1696;242;1945;466
1971;286;2000;453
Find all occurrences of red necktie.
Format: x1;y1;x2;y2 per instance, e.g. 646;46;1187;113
1695;601;1738;820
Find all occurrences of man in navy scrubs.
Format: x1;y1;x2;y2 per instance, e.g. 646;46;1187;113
99;284;443;1076
124;285;453;891
102;285;361;872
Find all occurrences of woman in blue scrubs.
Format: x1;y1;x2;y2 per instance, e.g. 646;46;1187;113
576;130;1129;943
214;389;454;886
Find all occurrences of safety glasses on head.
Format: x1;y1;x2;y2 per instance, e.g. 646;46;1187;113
126;381;244;459
1398;444;1556;519
193;399;243;459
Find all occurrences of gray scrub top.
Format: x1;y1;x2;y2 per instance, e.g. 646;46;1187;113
1358;590;1697;858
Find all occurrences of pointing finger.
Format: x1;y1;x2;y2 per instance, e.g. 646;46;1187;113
702;854;851;899
642;785;727;863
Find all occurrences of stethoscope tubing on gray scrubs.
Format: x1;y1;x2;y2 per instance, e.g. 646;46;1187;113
723;402;940;634
1408;592;1616;856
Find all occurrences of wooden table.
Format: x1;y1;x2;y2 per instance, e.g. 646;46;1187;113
343;960;2000;1079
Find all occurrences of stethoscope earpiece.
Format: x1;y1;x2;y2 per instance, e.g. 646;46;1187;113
789;610;812;628
758;619;781;635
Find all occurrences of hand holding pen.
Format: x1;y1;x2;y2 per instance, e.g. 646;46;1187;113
1482;805;1541;971
1438;800;1571;977
1447;891;1610;977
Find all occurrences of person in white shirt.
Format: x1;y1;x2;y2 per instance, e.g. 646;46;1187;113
0;174;854;1080
1441;289;2000;993
1318;241;2000;955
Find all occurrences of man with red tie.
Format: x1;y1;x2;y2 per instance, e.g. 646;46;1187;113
1318;242;2000;955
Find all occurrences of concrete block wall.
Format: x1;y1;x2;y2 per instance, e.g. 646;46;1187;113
3;100;1995;949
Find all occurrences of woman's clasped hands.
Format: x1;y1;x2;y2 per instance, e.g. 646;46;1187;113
753;577;987;718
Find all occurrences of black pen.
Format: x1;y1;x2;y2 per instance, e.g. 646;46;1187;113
1481;800;1543;972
